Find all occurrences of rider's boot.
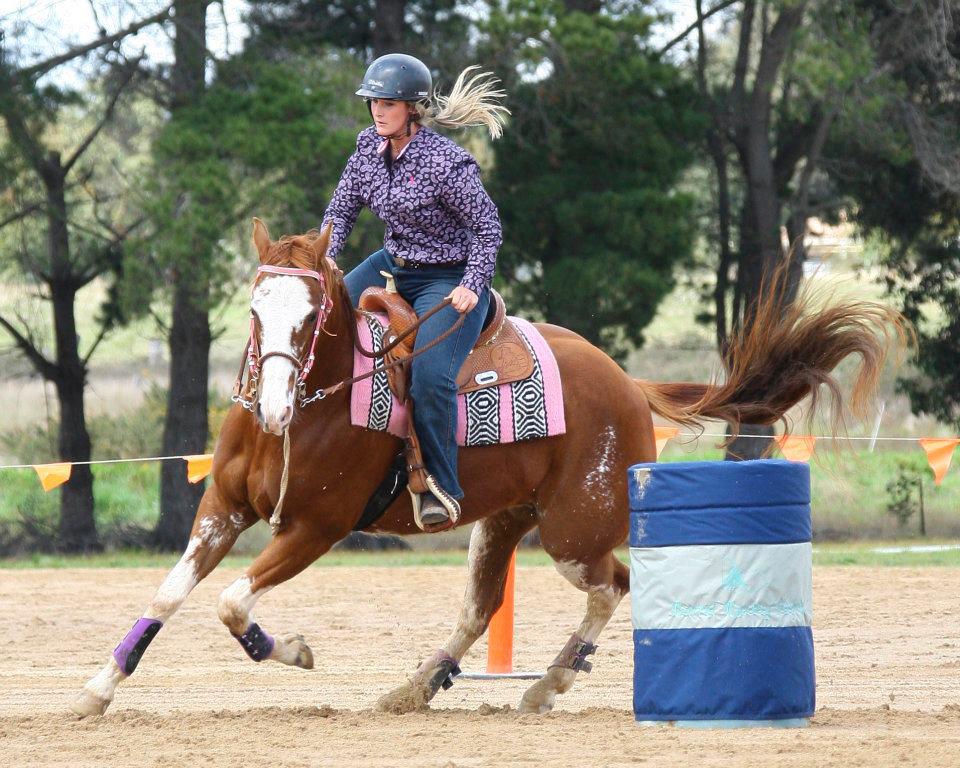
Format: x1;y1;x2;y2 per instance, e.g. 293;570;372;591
405;403;461;532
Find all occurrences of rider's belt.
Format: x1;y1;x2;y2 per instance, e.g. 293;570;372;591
393;255;466;270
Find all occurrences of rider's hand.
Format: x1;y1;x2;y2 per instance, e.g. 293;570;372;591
447;286;479;314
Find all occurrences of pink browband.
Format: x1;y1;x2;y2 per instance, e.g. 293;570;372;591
246;264;334;387
257;264;323;281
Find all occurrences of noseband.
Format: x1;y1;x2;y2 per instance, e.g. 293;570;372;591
232;264;334;412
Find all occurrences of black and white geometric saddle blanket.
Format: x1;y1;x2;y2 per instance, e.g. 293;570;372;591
350;313;566;447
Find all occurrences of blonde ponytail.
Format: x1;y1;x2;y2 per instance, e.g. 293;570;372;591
416;66;510;140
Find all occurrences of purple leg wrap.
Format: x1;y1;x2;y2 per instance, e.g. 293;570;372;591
113;617;163;675
233;622;275;662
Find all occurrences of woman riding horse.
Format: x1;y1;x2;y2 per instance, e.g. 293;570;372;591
323;53;509;528
68;58;905;722
70;222;903;719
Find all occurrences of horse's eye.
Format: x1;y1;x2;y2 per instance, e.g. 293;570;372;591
306;311;318;325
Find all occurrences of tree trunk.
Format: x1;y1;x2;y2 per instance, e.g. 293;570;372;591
154;0;211;550
722;5;807;462
372;0;407;57
54;368;97;551
156;279;210;550
44;155;99;551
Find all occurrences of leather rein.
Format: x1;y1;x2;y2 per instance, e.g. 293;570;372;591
231;264;464;410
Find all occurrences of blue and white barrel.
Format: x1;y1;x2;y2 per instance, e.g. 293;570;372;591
629;459;814;727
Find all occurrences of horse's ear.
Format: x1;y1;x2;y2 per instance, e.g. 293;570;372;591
312;222;333;269
252;217;271;263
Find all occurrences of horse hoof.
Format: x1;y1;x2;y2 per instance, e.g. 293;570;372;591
273;634;314;669
70;688;111;718
518;680;556;714
375;679;431;714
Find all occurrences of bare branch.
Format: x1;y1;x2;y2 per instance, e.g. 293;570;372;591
0;312;59;381
149;307;171;337
901;100;960;195
67;218;114;244
86;0;108;37
732;0;756;104
19;3;175;80
81;323;110;367
793;103;840;212
63;58;142;175
658;0;742;56
0;198;45;229
0;94;47;174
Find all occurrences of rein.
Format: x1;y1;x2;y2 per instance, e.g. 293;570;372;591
231;265;465;409
352;294;454;359
303;303;463;404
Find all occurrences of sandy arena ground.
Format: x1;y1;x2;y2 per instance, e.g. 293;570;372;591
2;563;959;767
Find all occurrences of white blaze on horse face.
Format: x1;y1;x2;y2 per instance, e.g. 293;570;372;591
251;275;314;434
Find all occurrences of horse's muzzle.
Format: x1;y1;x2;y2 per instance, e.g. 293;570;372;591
256;401;293;435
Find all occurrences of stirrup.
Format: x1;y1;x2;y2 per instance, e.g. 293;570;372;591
410;475;461;533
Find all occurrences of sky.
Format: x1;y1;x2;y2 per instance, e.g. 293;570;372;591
0;0;251;82
0;0;706;83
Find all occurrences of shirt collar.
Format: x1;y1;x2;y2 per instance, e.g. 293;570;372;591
376;124;431;162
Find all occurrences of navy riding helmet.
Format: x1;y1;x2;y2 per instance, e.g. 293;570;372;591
356;53;432;102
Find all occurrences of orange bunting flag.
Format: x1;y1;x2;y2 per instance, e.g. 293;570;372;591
654;426;680;459
184;454;214;484
775;435;816;463
33;462;72;492
918;438;959;486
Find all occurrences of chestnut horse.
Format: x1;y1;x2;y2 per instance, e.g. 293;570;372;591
72;221;900;718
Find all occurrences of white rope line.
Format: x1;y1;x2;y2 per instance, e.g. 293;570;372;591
1;432;955;472
0;454;208;471
676;432;955;442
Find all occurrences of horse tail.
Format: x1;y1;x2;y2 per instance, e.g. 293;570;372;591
636;279;909;435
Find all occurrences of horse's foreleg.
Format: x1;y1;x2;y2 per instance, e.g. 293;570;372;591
376;506;537;714
217;518;337;669
71;486;254;718
518;553;629;714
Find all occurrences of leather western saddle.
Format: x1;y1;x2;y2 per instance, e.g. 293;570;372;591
359;274;534;400
358;273;534;531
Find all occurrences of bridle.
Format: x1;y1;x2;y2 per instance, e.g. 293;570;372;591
231;263;465;413
231;259;464;536
231;264;334;412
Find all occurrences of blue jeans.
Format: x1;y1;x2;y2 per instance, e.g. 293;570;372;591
345;249;490;500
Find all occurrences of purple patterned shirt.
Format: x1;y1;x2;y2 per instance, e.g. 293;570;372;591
322;125;502;294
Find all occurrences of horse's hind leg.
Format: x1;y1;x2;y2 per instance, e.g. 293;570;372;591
376;506;537;714
518;552;630;714
71;485;255;718
216;517;341;669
